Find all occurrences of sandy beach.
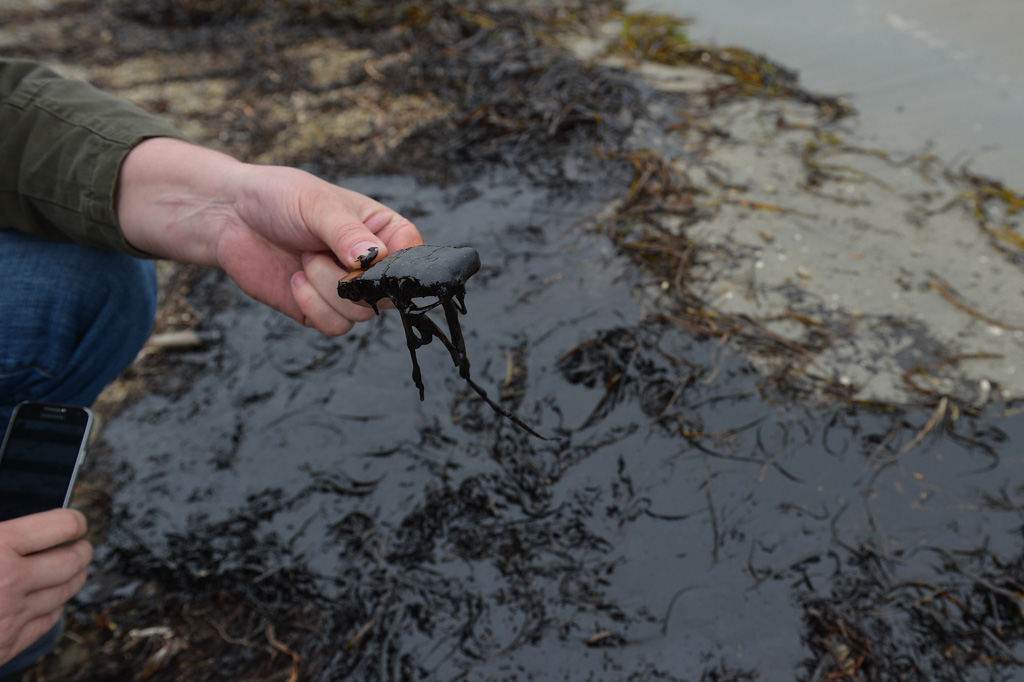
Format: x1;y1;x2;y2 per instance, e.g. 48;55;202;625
623;0;1024;406
4;2;1024;680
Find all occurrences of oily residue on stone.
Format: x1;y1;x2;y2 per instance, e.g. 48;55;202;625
338;245;548;439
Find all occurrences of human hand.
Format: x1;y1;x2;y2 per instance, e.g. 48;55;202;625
0;509;92;666
117;138;425;336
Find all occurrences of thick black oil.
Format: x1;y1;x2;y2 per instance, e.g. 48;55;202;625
5;1;1023;680
81;174;1024;681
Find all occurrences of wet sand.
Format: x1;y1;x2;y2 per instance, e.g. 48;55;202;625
630;0;1024;186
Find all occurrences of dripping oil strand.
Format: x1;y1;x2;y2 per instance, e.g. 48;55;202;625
395;300;550;441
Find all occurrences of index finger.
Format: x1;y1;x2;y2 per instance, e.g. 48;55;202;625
0;509;87;556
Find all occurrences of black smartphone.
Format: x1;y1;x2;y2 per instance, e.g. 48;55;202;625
0;401;93;522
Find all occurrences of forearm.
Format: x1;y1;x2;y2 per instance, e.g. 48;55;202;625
115;137;245;266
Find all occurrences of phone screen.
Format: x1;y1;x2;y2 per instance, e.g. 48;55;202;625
0;403;91;521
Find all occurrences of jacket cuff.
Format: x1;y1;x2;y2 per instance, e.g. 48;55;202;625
0;59;190;257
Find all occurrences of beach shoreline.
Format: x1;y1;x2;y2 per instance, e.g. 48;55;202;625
630;0;1024;187
4;2;1024;680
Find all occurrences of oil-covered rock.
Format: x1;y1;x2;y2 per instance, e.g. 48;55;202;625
338;245;546;438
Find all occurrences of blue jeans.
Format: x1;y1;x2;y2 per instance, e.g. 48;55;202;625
0;229;157;423
0;228;157;676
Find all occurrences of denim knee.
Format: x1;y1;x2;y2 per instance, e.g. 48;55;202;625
0;230;157;419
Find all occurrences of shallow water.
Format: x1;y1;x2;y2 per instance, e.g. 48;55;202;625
96;171;1024;680
630;0;1024;187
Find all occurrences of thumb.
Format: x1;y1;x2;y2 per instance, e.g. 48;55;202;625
302;184;426;271
329;221;388;272
298;186;393;271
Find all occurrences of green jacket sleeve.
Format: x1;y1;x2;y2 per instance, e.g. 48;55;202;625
0;58;189;256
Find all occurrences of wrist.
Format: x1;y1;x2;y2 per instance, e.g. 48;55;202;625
116;138;245;265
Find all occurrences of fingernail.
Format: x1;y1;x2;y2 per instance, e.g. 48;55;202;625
301;252;315;266
352;242;382;270
291;271;307;288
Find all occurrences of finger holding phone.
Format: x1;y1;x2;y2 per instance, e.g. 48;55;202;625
0;509;93;666
0;402;95;667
